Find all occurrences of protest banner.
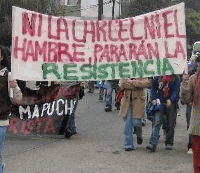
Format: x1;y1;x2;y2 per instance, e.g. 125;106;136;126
11;3;187;81
8;83;80;135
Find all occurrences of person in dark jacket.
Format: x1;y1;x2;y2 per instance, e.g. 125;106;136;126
0;45;22;172
146;74;180;152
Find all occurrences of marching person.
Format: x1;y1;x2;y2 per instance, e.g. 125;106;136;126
0;45;22;172
119;78;152;151
87;81;95;93
180;55;200;173
146;74;180;152
104;80;120;112
180;57;198;155
97;80;106;101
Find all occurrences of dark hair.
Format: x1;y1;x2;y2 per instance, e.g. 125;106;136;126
0;45;11;71
196;56;200;63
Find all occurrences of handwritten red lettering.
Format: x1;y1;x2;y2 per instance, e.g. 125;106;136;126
174;9;186;38
118;44;128;61
110;44;119;62
57;43;73;62
8;118;18;134
38;14;43;37
14;37;26;61
25;120;35;135
144;15;156;39
57;17;69;40
162;10;174;38
84;21;95;43
129;43;137;60
94;44;103;62
72;43;85;62
22;12;37;36
165;41;175;58
99;45;111;62
48;16;58;40
72;20;84;42
155;14;161;38
108;20;119;42
43;118;56;133
137;40;148;60
118;20;129;41
96;21;107;42
147;42;159;59
129;18;143;40
48;42;58;62
175;41;186;59
164;40;186;59
35;41;47;62
36;118;45;133
26;40;35;61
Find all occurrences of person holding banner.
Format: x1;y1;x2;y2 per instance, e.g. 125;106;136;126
0;45;22;172
180;55;200;173
146;75;180;152
119;78;152;151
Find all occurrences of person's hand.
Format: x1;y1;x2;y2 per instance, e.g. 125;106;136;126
127;79;133;83
152;100;157;105
182;74;189;82
166;99;172;107
9;80;17;88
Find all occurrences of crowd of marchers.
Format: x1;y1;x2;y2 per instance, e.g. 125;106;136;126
86;52;200;173
0;43;200;173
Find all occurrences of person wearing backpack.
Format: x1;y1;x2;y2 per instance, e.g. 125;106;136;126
146;74;180;152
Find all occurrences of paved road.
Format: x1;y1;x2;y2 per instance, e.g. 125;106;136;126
3;89;193;173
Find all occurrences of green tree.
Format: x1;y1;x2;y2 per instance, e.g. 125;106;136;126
121;0;173;18
185;8;200;44
0;0;65;46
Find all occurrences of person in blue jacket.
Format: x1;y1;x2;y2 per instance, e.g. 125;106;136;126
146;74;180;152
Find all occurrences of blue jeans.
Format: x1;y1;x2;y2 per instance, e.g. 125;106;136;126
149;111;163;147
124;105;142;149
186;103;192;149
0;126;7;173
105;80;119;108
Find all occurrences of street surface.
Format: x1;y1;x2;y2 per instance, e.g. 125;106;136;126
3;89;193;173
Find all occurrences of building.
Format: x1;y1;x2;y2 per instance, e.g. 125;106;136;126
57;0;121;20
81;0;120;20
56;0;80;5
55;0;81;17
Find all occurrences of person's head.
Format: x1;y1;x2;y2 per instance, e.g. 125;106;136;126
196;52;200;56
0;45;11;71
196;55;200;67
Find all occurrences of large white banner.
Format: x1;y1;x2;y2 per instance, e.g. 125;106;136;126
11;3;187;81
